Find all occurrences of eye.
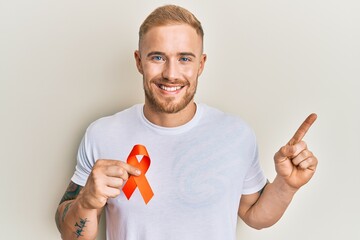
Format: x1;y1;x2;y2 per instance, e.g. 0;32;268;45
180;57;191;62
151;55;164;61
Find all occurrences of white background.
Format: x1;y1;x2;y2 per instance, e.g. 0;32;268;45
1;0;359;239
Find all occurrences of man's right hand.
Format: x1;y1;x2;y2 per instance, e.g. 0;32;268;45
78;159;141;209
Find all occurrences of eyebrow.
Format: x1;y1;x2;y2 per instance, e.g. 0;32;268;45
146;51;164;57
179;52;196;58
146;51;197;58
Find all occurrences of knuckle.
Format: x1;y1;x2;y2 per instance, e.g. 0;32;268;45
91;167;102;178
300;141;308;149
299;161;308;169
311;156;318;165
118;179;124;186
113;188;121;197
306;150;313;158
95;159;105;166
287;146;296;155
91;174;101;186
122;171;129;181
116;160;125;166
301;150;309;158
108;188;121;198
280;146;288;155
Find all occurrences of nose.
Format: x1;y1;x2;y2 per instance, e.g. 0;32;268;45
162;59;180;82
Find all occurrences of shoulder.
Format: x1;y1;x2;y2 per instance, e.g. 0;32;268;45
197;104;257;148
85;104;141;136
200;104;255;134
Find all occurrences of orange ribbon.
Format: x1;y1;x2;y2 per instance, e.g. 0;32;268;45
122;145;154;204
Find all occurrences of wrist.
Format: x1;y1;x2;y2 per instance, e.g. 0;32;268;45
273;175;299;196
75;189;93;210
75;189;106;211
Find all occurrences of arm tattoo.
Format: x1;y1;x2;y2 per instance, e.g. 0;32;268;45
258;179;270;196
55;209;61;231
59;181;83;204
62;202;73;222
56;182;83;230
74;218;89;238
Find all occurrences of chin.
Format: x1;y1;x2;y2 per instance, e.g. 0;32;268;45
148;97;194;114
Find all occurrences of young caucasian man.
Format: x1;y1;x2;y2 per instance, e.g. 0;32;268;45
55;5;318;240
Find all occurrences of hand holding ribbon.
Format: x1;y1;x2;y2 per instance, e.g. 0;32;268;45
77;159;141;210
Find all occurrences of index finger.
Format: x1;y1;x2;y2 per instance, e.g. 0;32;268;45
288;113;317;145
117;161;142;176
108;160;141;176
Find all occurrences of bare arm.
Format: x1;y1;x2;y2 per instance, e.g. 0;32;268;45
239;114;318;229
238;177;297;229
55;160;141;240
55;182;102;240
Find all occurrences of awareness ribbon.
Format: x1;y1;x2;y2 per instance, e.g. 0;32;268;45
122;145;154;204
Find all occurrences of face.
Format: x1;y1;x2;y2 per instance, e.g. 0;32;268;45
135;24;206;114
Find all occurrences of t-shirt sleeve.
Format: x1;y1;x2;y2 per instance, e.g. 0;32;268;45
242;144;267;195
71;131;94;187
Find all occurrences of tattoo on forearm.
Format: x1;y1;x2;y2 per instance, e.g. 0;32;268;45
74;218;89;238
60;181;83;204
62;202;72;222
56;182;82;231
55;209;61;231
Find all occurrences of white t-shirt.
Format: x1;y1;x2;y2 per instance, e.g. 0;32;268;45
71;103;267;240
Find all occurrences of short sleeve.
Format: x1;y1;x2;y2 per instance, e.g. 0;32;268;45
242;144;267;195
71;131;94;186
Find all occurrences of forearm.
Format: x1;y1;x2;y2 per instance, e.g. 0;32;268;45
243;176;298;229
56;197;102;240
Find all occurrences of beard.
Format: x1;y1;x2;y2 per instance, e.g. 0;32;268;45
143;77;198;114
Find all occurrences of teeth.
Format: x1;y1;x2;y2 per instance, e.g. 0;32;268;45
160;85;182;92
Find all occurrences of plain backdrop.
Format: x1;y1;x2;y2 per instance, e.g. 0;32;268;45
1;0;359;239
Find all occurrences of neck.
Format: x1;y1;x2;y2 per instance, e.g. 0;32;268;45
143;101;197;128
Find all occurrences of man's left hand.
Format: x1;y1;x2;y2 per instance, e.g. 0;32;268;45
274;113;318;190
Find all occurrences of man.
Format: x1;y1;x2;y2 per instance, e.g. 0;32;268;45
55;5;318;240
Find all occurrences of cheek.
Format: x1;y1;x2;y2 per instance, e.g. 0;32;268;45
181;66;199;80
143;63;163;79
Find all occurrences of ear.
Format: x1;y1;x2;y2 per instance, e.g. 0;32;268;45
197;53;207;76
134;50;143;74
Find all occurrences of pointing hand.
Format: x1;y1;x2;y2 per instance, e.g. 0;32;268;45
274;114;318;190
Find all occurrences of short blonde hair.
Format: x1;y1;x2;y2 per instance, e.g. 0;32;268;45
139;5;204;46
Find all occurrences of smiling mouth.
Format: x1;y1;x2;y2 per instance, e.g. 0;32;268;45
157;84;184;92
